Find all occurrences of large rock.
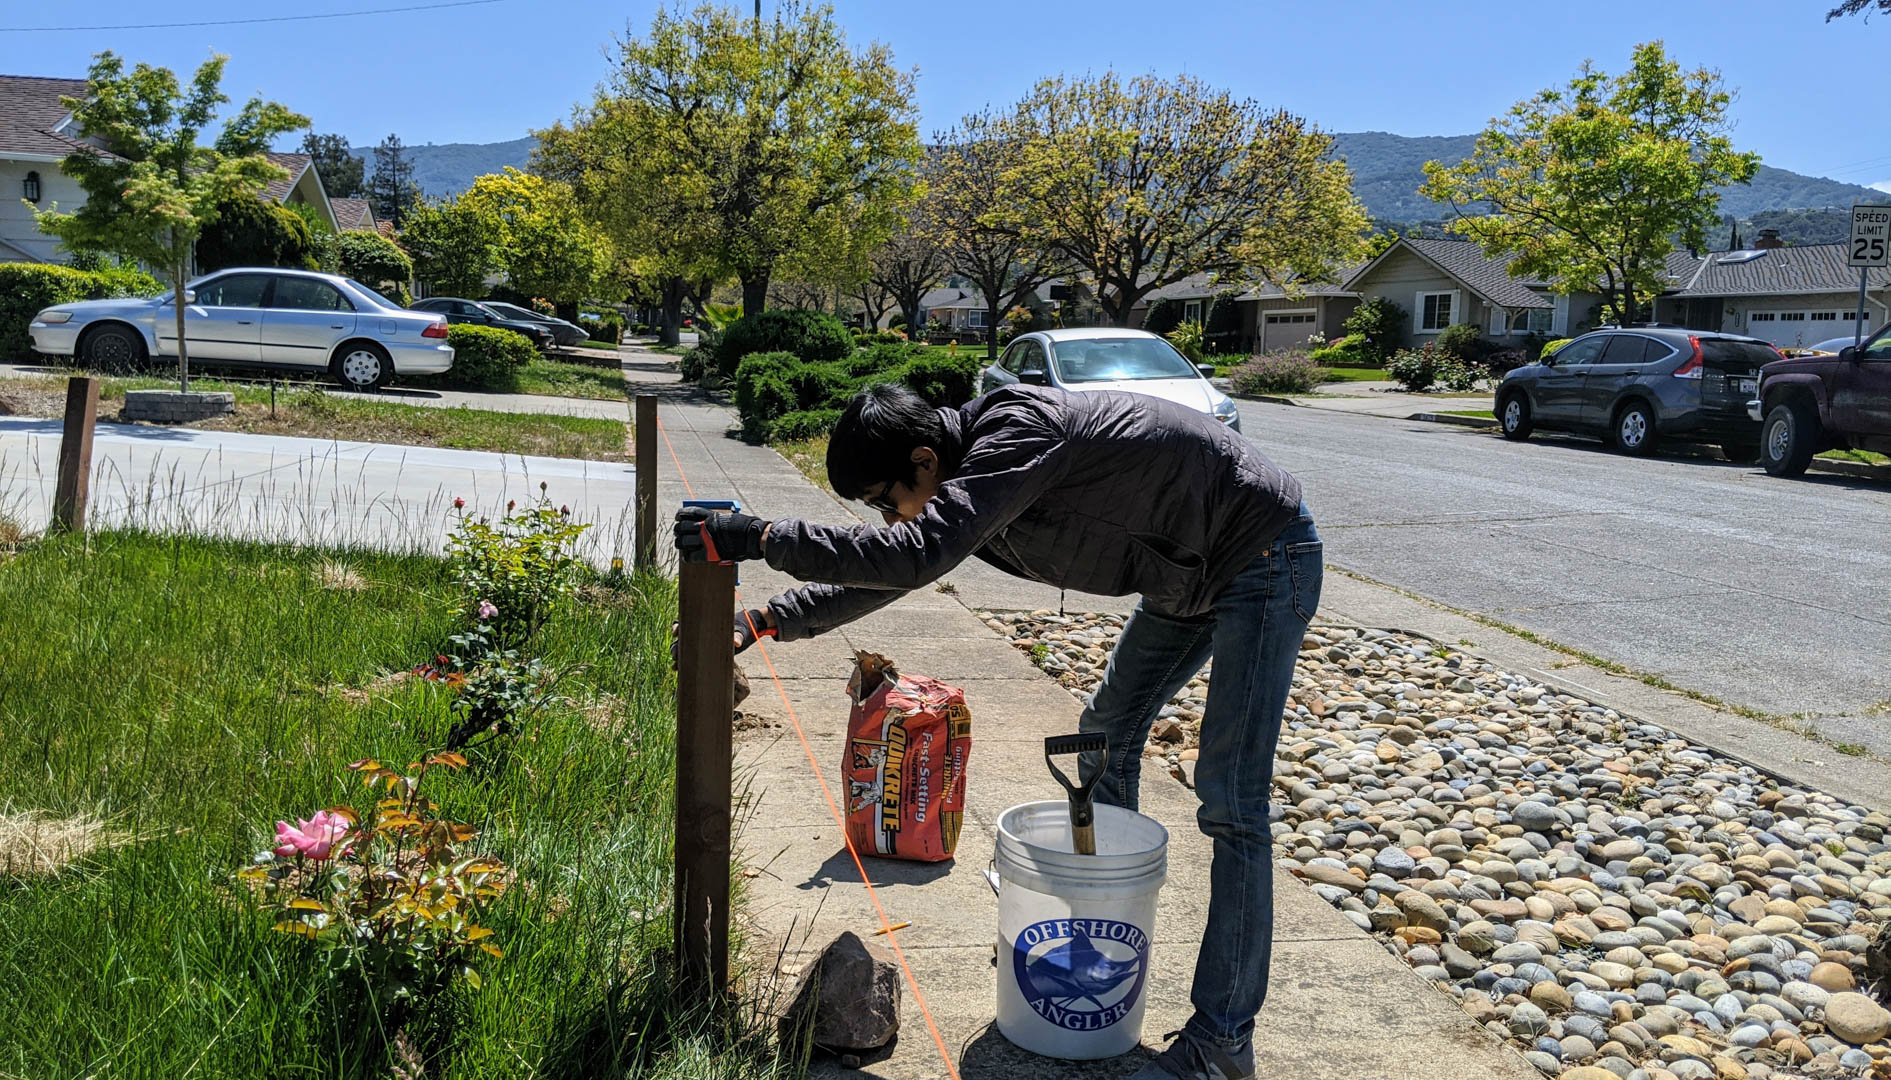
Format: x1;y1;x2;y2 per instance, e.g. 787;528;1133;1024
1823;991;1891;1046
778;931;902;1051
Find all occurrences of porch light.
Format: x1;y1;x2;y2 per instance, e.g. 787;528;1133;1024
23;171;41;203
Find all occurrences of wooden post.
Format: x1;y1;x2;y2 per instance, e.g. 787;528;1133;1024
635;394;658;571
52;376;99;533
674;558;736;1000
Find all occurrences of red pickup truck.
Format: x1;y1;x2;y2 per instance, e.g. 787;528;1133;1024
1752;329;1891;476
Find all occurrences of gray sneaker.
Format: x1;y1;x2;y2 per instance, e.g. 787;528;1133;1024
1126;1029;1254;1080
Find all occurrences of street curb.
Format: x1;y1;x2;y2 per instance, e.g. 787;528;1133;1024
1406;411;1496;428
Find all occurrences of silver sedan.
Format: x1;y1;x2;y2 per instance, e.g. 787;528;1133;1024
28;267;454;390
978;327;1242;432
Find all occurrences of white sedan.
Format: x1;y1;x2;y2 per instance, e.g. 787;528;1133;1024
28;267;453;390
977;327;1241;431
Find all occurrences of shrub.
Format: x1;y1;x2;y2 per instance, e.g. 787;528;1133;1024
579;305;623;345
713;308;852;378
768;407;843;442
1434;322;1482;363
1387;344;1440;392
888;313;907;330
731;343;984;443
336;231;412;294
733;351;800;440
1436;353;1484;392
678;344;712;382
1166;321;1206;362
437;324;535;391
0;262;162;363
1204;290;1244;354
445;495;589;650
1308;332;1368;367
1344;296;1407;362
1229;353;1326;396
196;195;319;274
1142;298;1184;337
887;350;984;406
1540;337;1573;358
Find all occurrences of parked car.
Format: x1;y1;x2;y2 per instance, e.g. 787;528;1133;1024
27;268;452;390
1749;325;1891;476
977;328;1241;432
1494;326;1776;459
408;297;554;351
480;301;589;348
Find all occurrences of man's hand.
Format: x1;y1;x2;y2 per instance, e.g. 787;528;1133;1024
674;506;769;563
670;607;778;666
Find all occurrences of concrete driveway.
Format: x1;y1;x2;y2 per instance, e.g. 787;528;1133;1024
0;417;637;564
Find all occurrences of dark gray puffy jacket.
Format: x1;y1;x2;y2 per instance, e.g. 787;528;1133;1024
765;385;1302;641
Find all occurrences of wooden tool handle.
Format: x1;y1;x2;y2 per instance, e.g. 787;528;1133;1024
1072;820;1096;856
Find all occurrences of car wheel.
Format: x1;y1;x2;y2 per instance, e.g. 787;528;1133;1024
1612;400;1657;456
331;342;392;391
1720;441;1761;464
81;324;146;373
1498;393;1533;441
1761;400;1818;477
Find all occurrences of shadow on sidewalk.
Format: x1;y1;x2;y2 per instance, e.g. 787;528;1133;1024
956;1022;1154;1079
796;847;956;892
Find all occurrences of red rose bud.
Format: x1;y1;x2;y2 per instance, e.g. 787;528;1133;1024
452;497;465;509
560;505;569;516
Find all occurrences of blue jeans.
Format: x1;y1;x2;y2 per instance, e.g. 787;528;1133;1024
1077;505;1322;1052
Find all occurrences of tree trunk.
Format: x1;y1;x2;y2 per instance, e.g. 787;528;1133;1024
985;300;1002;361
900;297;923;336
659;276;686;347
739;271;769;318
172;262;190;392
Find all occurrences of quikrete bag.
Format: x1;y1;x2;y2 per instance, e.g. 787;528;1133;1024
844;652;971;862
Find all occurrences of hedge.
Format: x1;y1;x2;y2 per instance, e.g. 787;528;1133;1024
580;305;624;345
0;262;163;363
732;342;984;443
420;324;536;391
712;308;853;379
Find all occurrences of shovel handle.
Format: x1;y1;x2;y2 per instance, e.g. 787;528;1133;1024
1071;820;1096;856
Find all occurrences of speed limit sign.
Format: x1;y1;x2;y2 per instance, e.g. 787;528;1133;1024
1849;204;1889;268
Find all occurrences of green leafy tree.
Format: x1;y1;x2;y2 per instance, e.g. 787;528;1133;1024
608;1;921;316
337;230;413;293
1419;42;1760;325
301;131;363;198
1828;0;1891;17
402;198;500;298
34;51;307;390
195;195;317;273
999;71;1367;326
459;168;607;318
927;124;1064;359
368;133;421;227
1343;296;1407;363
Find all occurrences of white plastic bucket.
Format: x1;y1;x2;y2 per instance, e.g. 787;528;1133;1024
992;800;1169;1060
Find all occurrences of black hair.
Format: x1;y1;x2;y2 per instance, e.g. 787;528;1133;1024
825;383;948;500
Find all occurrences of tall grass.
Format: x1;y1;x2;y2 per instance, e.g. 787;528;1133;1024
0;531;792;1079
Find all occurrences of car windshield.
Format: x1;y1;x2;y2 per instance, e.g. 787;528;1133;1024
345;279;401;310
1050;337;1198;382
486;302;537;320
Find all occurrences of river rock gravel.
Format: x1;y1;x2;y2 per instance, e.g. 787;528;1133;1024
979;610;1891;1079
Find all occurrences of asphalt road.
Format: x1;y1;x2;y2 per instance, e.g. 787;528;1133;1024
1234;400;1891;737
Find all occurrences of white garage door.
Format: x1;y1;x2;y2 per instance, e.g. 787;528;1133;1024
1746;308;1868;347
1262;310;1318;352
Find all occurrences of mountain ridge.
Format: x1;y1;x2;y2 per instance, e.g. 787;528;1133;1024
349;131;1884;222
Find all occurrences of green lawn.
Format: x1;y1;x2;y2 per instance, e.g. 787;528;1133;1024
1819;448;1891;466
1318;366;1390;383
0;532;786;1079
1442;408;1497;420
0;375;630;461
514;353;629;401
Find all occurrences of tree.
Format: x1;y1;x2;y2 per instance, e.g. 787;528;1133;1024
608;2;921;316
368;133;420;227
1419;42;1760;325
301;131;363;198
337;230;413;294
1828;0;1891;17
35;51;307;390
998;72;1366;327
927;121;1064;359
195;195;317;273
401;198;500;297
867;208;947;334
459;168;607;318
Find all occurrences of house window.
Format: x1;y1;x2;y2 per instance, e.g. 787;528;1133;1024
964;309;988;329
1183;300;1203;323
1812;312;1839;321
1263;313;1315;325
1749;312;1776;323
1779;312;1806;322
1509;308;1553;334
1416;291;1456;332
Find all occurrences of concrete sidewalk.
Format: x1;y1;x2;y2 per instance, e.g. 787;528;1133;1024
632;363;1538;1080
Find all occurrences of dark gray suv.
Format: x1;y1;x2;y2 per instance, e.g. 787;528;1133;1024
1495;326;1778;459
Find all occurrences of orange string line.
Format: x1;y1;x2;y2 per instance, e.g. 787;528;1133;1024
655;413;964;1080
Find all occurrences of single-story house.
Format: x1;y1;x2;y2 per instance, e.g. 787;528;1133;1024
914;278;1095;334
0;73;340;264
329;196;380;233
1130;269;1364;353
1651;240;1891;347
1343;236;1602;344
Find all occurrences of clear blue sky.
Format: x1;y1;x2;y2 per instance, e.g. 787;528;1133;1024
4;0;1889;188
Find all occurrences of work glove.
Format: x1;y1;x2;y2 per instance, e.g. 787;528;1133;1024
670;607;777;666
673;506;768;563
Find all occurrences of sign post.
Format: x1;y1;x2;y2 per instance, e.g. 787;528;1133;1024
1847;204;1889;350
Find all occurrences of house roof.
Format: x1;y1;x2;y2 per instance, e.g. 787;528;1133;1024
919;286;978;310
1357;236;1552;309
261;152;312;202
1139;269;1362;305
330;197;376;230
0;75;91;159
1666;242;1891;298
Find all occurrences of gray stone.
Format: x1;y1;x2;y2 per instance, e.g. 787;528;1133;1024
779;931;901;1051
1823;991;1891;1045
122;389;235;423
1509;1001;1551;1037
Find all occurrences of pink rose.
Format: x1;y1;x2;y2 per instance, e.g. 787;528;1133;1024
273;810;354;860
477;600;498;620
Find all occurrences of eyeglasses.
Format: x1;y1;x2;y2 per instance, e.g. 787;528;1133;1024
862;485;901;514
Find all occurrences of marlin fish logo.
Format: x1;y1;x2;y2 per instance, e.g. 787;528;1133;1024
1012;918;1149;1030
